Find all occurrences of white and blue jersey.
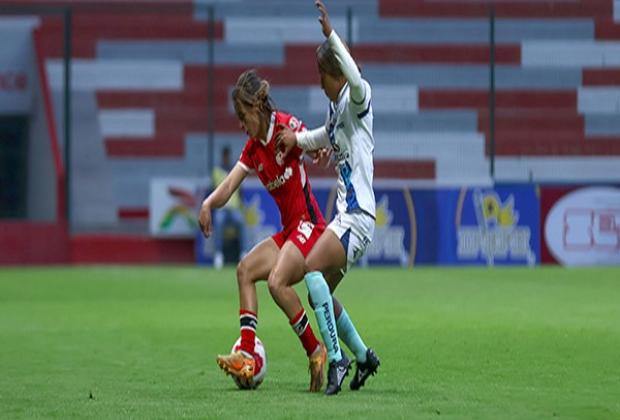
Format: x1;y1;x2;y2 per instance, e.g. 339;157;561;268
295;29;376;270
326;78;375;218
297;30;376;219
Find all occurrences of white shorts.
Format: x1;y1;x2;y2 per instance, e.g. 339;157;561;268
327;211;375;273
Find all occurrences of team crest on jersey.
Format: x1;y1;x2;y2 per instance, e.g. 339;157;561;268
276;150;285;166
288;117;299;130
258;163;263;172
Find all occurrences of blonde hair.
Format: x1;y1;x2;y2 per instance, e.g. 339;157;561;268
232;69;275;118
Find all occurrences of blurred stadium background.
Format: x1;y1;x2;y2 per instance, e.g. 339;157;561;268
1;0;619;266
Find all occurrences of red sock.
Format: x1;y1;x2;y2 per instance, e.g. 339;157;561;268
239;309;257;355
290;308;320;356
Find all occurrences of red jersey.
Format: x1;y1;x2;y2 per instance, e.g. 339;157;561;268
238;111;325;231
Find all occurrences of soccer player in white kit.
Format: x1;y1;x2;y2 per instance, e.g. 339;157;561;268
277;0;380;395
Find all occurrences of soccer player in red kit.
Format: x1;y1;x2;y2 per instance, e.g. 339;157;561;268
199;69;329;391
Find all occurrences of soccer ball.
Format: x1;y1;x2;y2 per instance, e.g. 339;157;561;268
230;336;267;389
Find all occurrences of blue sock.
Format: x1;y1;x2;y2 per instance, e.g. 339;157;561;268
305;271;342;363
336;308;368;363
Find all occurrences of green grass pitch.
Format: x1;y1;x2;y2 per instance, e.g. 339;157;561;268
1;266;619;419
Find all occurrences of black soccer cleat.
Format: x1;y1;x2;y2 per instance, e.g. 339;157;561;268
350;348;380;391
325;354;352;395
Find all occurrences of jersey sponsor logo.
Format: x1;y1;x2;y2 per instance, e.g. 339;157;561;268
266;166;293;191
334;150;350;163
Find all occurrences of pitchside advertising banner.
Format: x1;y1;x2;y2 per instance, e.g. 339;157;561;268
149;178;208;237
154;180;618;266
192;183;541;266
413;185;540;266
195;185;415;266
541;186;620;266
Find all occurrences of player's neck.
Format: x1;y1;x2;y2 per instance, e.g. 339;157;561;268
255;117;267;142
257;111;275;144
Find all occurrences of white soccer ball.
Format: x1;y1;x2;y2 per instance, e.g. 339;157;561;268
230;336;267;389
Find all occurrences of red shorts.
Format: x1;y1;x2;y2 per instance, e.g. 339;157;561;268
272;219;326;257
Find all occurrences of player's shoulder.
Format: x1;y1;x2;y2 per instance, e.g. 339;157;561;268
242;136;256;149
353;78;372;104
240;137;257;159
276;111;304;132
361;78;372;97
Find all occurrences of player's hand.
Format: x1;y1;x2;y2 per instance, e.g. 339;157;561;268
315;0;333;38
275;123;297;157
198;201;213;238
308;147;332;168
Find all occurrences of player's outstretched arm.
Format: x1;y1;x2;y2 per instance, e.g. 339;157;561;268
315;0;333;38
315;0;365;104
276;124;329;155
199;164;247;237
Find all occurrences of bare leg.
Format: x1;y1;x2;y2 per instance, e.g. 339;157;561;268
267;240;326;391
267;241;307;318
305;229;347;277
216;237;279;382
236;237;279;313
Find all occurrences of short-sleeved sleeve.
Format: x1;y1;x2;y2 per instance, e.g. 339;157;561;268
238;139;255;173
282;114;307;159
285;114;305;134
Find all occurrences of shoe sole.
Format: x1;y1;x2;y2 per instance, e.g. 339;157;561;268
350;360;380;391
216;357;253;381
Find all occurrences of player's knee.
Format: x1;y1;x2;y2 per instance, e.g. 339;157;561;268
267;270;284;297
236;259;251;286
305;257;320;273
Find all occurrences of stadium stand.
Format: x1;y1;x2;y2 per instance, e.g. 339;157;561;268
6;0;620;235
